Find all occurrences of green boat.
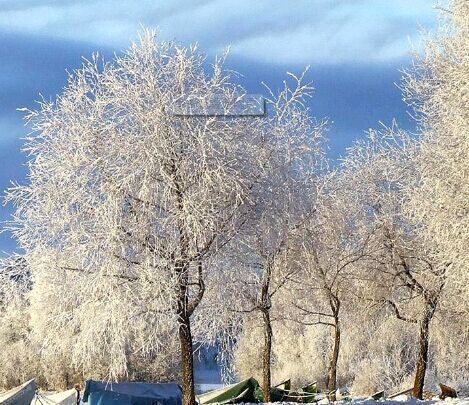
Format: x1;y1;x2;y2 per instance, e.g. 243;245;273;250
197;378;259;404
255;379;318;403
198;378;319;404
274;380;291;391
371;390;385;400
253;385;287;402
0;379;36;405
301;382;318;403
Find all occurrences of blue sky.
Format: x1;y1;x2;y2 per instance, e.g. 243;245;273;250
0;0;440;253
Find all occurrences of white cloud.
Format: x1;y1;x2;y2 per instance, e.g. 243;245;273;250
0;0;439;65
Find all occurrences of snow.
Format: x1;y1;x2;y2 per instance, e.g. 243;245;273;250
236;398;469;405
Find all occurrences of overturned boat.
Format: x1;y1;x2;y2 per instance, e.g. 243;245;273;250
0;380;36;405
32;389;77;405
197;378;259;404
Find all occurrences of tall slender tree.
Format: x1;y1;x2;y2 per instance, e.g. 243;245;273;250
199;71;326;400
292;171;377;400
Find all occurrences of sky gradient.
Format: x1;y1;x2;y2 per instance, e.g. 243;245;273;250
0;0;440;253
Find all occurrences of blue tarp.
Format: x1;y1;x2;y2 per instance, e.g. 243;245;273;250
82;380;182;405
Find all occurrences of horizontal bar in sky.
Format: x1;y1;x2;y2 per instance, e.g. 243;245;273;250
169;94;265;116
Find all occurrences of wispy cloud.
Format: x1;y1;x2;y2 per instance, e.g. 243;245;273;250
0;0;437;65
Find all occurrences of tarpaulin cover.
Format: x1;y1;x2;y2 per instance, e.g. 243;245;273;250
82;380;182;405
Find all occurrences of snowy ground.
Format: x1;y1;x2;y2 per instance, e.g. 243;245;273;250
237;398;469;405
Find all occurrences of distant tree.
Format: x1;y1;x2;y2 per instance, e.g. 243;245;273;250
0;255;36;388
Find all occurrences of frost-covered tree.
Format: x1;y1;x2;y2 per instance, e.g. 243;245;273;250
235;75;325;401
234;315;331;389
0;255;36;388
5;30;273;405
402;0;469;298
291;170;377;400
346;311;417;395
199;71;326;399
0;253;178;390
342;126;451;399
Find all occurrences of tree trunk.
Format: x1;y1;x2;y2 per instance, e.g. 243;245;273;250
412;298;437;399
172;168;196;405
261;309;273;402
176;260;196;405
326;319;340;401
179;309;196;405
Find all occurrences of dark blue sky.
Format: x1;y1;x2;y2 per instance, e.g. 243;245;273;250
0;1;440;253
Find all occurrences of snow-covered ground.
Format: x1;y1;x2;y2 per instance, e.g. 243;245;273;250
324;398;463;405
237;398;469;405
